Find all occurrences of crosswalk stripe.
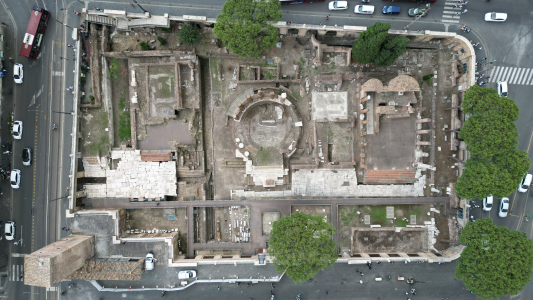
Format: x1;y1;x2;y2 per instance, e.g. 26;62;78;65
442;19;460;23
526;69;533;85
489;66;500;83
529;72;533;85
505;68;518;82
11;264;22;281
508;68;520;84
514;68;525;84
520;69;531;85
499;68;509;82
502;68;513;82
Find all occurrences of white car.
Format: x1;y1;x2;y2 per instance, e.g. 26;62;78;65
145;252;156;270
178;270;197;280
354;5;374;14
11;169;21;189
482;196;493;211
329;1;348;10
517;173;532;193
498;197;509;218
22;148;32;166
485;12;507;22
13;63;23;84
12;120;23;140
5;221;15;241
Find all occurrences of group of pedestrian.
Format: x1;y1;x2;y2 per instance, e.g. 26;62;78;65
461;24;471;33
61;226;70;232
67;44;76;49
66;86;74;91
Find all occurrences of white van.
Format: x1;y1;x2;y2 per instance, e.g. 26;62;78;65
497;81;508;96
518;173;532;193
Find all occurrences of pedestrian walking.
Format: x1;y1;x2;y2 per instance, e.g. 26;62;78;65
62;227;66;230
452;13;458;18
326;290;328;295
405;291;409;295
218;286;220;292
14;241;18;245
130;2;135;6
1;22;9;27
334;24;337;28
360;272;364;276
161;291;165;297
326;16;329;20
462;9;468;13
271;290;274;295
479;46;483;51
467;28;471;33
453;4;458;8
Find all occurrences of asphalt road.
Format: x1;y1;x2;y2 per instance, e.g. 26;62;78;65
0;0;532;299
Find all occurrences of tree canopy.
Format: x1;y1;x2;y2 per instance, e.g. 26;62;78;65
351;22;409;67
455;85;530;200
178;24;200;45
213;0;282;58
462;85;519;121
455;218;533;299
269;211;337;283
459;113;518;159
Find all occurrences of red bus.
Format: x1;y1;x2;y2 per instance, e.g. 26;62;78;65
280;0;325;5
382;0;437;3
20;6;50;59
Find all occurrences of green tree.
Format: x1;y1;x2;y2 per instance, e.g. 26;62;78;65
351;22;409;67
140;41;150;51
178;24;200;45
462;85;518;121
269;211;337;283
455;218;533;298
459;113;518;159
214;0;282;58
157;36;167;46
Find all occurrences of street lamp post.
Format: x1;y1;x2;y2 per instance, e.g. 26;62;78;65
132;0;148;13
54;18;73;29
53;111;74;115
59;56;68;60
404;4;431;30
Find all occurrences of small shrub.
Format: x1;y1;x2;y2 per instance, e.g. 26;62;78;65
109;58;120;81
140;41;150;51
157;36;167;46
119;111;131;141
178;24;199;45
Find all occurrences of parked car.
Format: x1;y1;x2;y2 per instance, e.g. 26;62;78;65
485;12;507;22
408;7;428;17
12;120;23;140
178;270;197;279
22;148;32;166
13;64;23;84
10;169;21;189
482;196;493;211
498;198;509;218
497;81;508;96
329;1;348;10
518;173;532;193
354;5;374;14
5;221;15;240
145;252;156;270
382;6;400;15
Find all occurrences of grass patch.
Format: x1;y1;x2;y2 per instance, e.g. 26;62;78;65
119;111;131;142
88;135;109;156
119;97;126;110
369;206;388;224
264;70;274;80
109;58;120;81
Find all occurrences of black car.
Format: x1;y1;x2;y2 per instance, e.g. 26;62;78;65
22;148;32;166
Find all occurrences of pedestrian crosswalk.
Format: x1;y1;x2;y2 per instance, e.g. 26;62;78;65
11;264;23;281
442;0;463;23
488;67;533;85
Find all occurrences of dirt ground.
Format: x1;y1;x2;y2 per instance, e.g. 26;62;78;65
80;106;112;157
291;205;332;225
198;206;251;243
352;228;426;254
126;207;188;255
262;212;280;235
337;204;437;250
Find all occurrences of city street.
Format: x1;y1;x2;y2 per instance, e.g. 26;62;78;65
0;0;532;299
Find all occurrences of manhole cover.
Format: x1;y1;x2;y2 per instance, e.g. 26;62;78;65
388;237;393;242
386;207;394;219
166;214;176;220
410;215;416;224
364;237;368;241
364;215;370;225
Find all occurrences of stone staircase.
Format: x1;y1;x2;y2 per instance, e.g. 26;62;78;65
86;14;118;27
364;169;415;184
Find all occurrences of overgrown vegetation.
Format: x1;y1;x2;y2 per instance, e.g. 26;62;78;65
162;27;172;33
178;24;200;45
157;36;167;46
352;22;409;67
118;111;131;142
140;41;150;51
109;58;120;81
422;73;434;86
